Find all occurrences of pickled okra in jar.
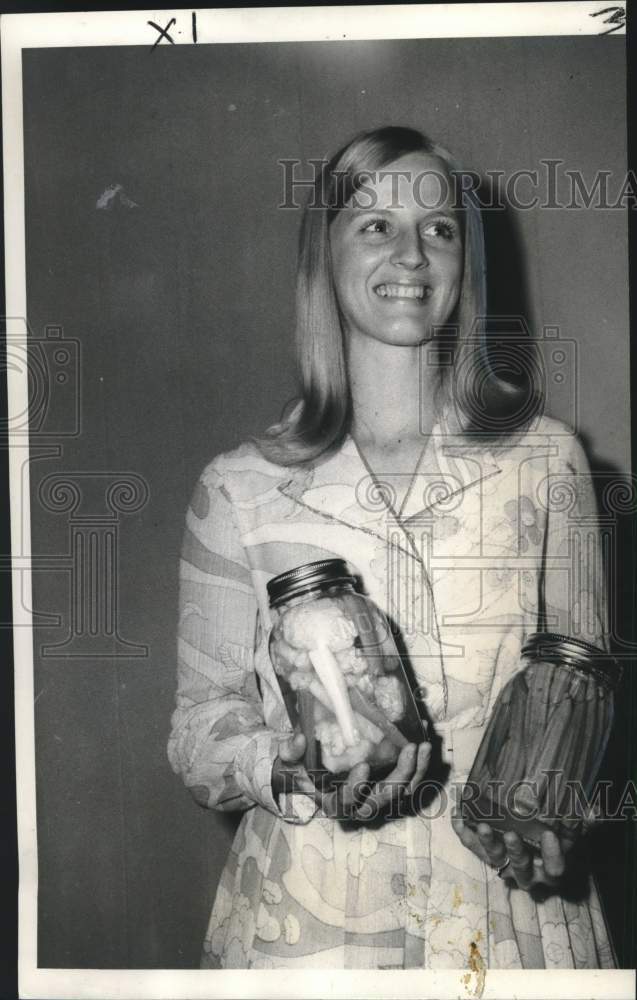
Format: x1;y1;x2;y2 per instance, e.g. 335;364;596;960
461;632;622;849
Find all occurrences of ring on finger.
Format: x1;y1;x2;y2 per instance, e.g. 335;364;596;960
508;857;535;885
494;856;512;878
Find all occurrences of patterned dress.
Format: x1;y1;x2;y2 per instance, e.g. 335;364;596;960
167;409;617;969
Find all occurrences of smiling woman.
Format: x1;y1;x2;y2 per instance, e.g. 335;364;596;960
255;126;523;470
329;155;463;350
168;126;617;969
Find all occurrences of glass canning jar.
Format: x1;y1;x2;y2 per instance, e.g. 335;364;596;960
267;558;427;786
460;632;622;849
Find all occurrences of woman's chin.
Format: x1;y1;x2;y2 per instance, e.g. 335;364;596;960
345;320;438;349
382;325;436;347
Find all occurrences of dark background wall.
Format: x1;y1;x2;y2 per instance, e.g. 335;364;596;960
22;38;631;969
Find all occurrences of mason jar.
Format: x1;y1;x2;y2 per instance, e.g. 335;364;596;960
460;632;622;849
267;558;427;786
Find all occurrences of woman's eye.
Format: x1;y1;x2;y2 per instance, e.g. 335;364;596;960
424;219;457;240
362;218;389;235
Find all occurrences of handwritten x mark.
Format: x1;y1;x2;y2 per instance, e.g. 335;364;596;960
148;17;177;50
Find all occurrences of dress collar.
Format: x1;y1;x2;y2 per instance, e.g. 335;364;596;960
276;405;502;550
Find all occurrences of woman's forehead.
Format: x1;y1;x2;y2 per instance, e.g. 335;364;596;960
350;152;454;213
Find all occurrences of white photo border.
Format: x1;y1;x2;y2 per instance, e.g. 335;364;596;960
3;5;632;999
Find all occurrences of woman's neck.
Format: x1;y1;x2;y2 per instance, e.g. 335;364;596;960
346;333;439;449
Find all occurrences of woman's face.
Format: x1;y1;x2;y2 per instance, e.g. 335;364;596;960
329;152;463;349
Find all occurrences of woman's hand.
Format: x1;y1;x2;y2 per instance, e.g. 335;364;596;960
347;740;432;822
272;732;432;822
451;812;573;891
272;731;370;817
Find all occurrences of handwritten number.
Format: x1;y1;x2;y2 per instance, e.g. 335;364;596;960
590;5;626;35
192;11;198;43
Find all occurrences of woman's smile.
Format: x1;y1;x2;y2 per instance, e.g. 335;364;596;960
374;282;432;301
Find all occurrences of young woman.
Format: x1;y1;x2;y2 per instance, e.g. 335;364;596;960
168;126;616;969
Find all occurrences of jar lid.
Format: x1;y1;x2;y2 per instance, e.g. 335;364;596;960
521;632;623;689
267;558;355;607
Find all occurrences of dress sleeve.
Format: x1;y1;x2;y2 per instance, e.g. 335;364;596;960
540;432;610;650
167;458;318;823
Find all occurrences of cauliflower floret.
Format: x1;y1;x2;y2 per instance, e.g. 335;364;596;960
272;636;311;676
374;675;405;722
335;645;369;680
355;674;376;699
315;718;348;758
314;718;372;774
282;599;356;652
288;670;313;692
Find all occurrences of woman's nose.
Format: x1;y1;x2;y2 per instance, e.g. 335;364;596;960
390;229;428;269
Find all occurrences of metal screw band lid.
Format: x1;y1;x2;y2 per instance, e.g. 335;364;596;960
266;558;356;608
521;632;623;689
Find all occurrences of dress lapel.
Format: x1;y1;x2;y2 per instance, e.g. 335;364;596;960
277;406;502;551
400;413;502;526
277;433;403;548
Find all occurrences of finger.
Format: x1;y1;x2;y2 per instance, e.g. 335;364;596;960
319;762;371;819
406;741;432;797
451;812;475;847
339;762;372;816
273;734;318;798
530;854;562;888
503;831;534;887
540;829;566;880
451;815;500;868
352;745;417;821
476;823;508;867
364;744;417;812
278;732;306;763
389;743;419;784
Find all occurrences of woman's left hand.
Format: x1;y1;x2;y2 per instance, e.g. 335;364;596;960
451;814;572;891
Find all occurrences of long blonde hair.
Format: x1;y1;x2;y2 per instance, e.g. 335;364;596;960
254;126;534;467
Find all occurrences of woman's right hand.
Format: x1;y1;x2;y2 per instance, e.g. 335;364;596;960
272;732;431;822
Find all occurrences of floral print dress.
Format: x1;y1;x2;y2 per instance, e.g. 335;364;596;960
167;409;617;969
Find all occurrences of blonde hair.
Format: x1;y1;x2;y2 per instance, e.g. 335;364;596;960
254;126;533;467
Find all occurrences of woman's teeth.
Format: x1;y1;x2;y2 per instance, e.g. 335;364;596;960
375;284;430;299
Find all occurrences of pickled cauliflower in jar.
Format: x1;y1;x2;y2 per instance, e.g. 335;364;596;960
273;597;409;773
